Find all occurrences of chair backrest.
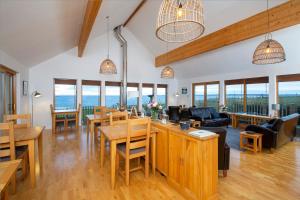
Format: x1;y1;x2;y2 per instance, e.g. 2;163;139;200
126;118;151;155
0;122;15;160
4;114;31;128
109;111;128;125
94;106;106;115
77;104;81;113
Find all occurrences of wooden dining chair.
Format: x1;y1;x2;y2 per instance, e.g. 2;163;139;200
116;117;151;186
0;122;28;193
94;106;106;115
4;114;31;128
109;111;129;125
50;104;65;132
66;104;81;129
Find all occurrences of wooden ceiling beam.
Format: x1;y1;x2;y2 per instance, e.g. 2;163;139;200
155;0;300;67
123;0;147;27
78;0;102;57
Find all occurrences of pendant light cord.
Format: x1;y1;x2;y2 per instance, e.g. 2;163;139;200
266;0;272;40
106;16;110;59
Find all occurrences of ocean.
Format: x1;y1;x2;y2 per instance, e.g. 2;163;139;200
55;95;166;110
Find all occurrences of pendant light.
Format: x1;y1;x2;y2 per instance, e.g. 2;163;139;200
156;0;205;43
161;42;175;79
252;0;286;65
100;16;117;74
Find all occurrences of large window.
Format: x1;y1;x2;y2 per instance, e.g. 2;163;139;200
81;80;101;123
277;74;300;117
225;77;269;115
157;84;168;109
142;83;154;115
54;79;77;110
192;82;219;110
127;83;139;110
105;81;121;108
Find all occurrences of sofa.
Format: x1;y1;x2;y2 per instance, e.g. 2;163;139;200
189;107;230;127
245;113;300;149
198;127;230;176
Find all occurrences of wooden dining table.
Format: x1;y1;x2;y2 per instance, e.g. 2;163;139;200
0;160;21;199
86;113;110;138
99;123;157;189
0;126;45;188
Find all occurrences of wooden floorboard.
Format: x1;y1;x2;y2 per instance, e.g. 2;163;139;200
10;128;300;200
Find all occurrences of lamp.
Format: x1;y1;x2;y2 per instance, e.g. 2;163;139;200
100;16;117;74
156;0;205;43
271;104;280;118
31;91;41;125
252;0;286;65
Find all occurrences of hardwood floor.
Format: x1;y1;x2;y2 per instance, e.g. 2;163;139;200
10;128;300;200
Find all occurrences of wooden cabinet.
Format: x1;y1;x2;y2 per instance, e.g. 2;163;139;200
152;122;169;176
168;128;218;200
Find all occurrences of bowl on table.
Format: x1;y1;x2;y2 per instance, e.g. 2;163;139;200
179;121;191;130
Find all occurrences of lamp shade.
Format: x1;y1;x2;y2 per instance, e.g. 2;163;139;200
32;91;41;98
156;0;205;43
161;66;174;79
128;91;139;98
252;38;286;65
99;58;117;74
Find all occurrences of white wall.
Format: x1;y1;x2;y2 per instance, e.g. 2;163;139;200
29;28;177;128
0;49;29;115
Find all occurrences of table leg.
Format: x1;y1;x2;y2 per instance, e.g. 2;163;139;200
110;140;117;189
52;114;55;134
90;121;94;140
38;133;43;176
254;138;257;153
240;134;243;149
151;134;156;176
100;132;105;168
28;140;36;187
259;136;262;152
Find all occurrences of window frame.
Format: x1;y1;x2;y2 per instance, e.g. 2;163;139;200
157;84;168;108
127;82;140;109
53;78;77;110
192;81;220;107
225;76;269;113
105;81;121;108
81;80;101;107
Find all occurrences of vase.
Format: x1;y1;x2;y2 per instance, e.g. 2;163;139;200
151;110;158;120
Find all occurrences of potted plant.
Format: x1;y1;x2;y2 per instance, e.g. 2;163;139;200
148;101;162;120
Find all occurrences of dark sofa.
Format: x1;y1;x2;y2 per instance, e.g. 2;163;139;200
189;107;230;127
198;127;230;176
245;113;300;149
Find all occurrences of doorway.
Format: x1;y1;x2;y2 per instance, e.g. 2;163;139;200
0;65;16;122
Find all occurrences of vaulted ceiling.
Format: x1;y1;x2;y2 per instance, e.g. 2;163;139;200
0;0;293;78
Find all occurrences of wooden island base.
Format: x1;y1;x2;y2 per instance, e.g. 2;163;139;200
151;121;219;200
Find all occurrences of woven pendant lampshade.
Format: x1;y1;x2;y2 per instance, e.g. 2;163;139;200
100;16;117;74
100;58;117;74
252;34;286;65
161;66;174;79
252;0;286;65
156;0;205;43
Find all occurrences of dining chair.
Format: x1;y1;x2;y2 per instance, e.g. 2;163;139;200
66;104;81;129
94;106;106;115
0;122;28;193
109;111;129;125
4;114;31;128
116;117;151;185
50;104;65;132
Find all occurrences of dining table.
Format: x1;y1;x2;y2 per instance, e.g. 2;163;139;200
86;113;110;138
0;126;45;188
0;159;21;199
99;123;158;189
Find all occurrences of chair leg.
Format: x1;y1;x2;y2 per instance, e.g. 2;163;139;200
116;153;120;171
145;154;149;178
125;158;130;186
21;158;27;180
223;170;227;177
